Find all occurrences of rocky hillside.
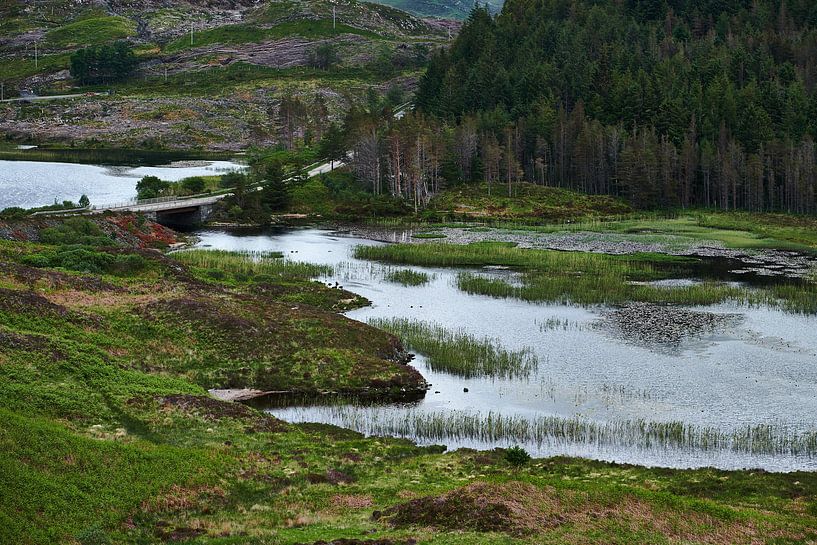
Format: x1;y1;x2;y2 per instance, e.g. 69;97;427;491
0;0;455;149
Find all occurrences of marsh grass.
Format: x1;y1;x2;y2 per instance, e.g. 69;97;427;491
174;249;331;280
357;241;817;313
368;318;538;379
287;404;817;457
384;269;431;286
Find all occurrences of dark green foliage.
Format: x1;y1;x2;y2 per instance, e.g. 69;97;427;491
39;218;113;246
258;159;290;212
318;124;347;166
22;247;150;276
309;42;340;70
505;445;531;467
0;207;27;220
180;176;206;193
412;0;817;213
219;171;248;189
78;195;90;208
289;171;410;218
69;41;136;85
135;176;169;200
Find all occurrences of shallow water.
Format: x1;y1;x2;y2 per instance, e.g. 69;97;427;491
0;159;244;210
195;227;817;471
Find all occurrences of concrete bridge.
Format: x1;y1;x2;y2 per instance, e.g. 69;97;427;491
89;194;228;225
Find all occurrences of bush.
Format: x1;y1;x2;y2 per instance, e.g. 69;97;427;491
39;218;113;246
504;445;531;467
220;171;248;189
181;176;206;193
23;247;150;276
107;254;150;275
136;176;170;200
0;207;27;220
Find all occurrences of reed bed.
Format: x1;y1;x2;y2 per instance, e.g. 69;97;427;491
286;404;817;457
384;269;431;286
354;241;675;275
174;249;332;279
536;317;585;331
368;318;538;379
356;241;817;313
457;272;817;313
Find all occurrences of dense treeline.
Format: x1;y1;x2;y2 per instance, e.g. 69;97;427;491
393;0;817;212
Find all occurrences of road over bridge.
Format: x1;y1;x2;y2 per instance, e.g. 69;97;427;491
90;194;228;225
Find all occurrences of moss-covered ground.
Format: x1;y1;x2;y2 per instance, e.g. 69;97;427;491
3;215;817;544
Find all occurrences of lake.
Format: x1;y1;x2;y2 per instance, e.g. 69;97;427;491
194;227;817;472
0;158;245;210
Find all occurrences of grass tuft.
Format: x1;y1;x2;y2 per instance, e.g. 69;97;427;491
369;318;538;378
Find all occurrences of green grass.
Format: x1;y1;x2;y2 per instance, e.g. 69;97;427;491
0;53;70;81
491;212;817;251
355;240;688;271
174;249;331;280
425;182;632;222
45;16;136;48
2;217;817;544
93;61;404;98
164;19;381;53
356;241;817;313
369;318;539;378
384;268;430;286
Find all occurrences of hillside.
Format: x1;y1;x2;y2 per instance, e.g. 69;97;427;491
371;0;503;19
0;0;452;149
413;0;817;213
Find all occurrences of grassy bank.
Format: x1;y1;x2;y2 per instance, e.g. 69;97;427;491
3;215;817;544
364;183;817;252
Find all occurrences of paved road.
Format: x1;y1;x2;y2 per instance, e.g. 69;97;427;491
0;92;109;103
94;194;228;213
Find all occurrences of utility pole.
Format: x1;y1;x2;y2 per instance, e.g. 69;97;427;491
333;6;336;30
190;22;194;46
1;82;4;101
164;66;168;82
34;42;38;69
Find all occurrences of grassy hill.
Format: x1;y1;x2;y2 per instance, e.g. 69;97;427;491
373;0;503;19
0;0;449;150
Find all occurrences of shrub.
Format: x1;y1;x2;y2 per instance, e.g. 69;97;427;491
136;176;170;200
39;218;113;246
504;445;531;467
220;171;248;189
0;207;27;220
23;247;150;276
181;176;206;193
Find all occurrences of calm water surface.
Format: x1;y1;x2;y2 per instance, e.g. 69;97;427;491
197;227;817;471
0;159;244;210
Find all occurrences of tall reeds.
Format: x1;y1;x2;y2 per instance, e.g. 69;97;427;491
368;318;538;379
280;403;817;457
175;249;332;279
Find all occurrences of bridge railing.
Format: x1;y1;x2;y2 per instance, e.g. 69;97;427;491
91;192;229;210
